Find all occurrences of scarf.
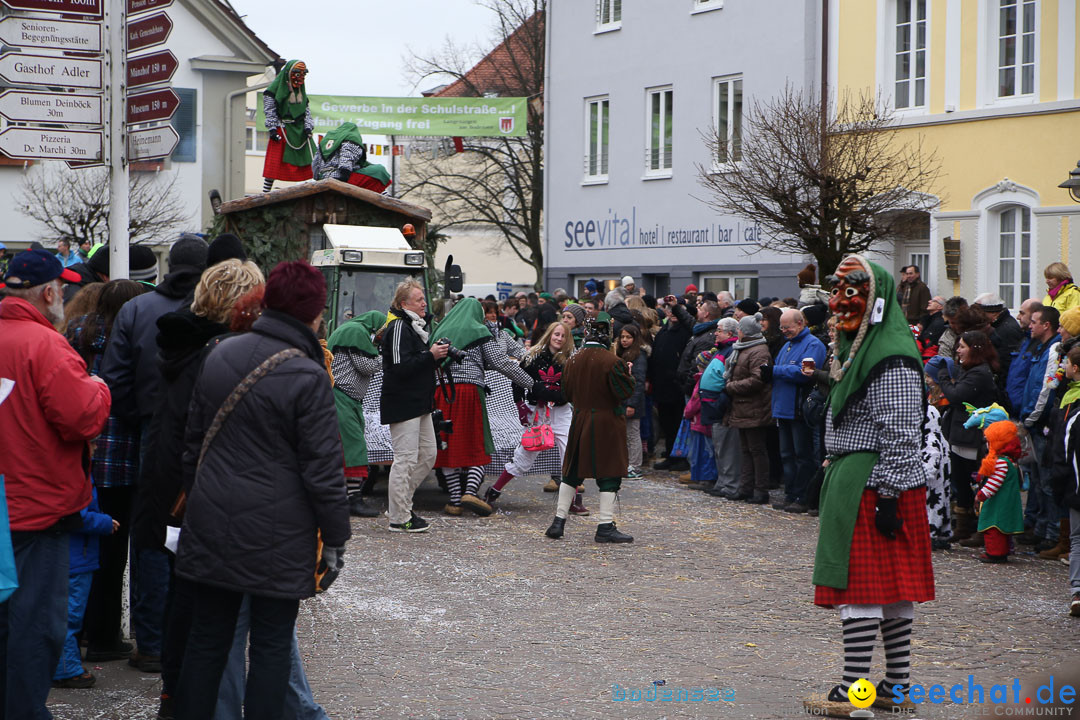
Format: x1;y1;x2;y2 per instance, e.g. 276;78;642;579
403;308;428;343
1061;379;1080;409
829;256;923;420
723;336;766;382
1048;279;1073;300
692;319;719;336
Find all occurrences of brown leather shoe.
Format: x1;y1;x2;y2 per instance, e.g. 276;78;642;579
460;493;493;517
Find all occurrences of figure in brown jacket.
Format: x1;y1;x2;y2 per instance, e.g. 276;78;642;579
546;313;636;543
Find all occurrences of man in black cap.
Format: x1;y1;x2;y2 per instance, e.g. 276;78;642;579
94;233;207;671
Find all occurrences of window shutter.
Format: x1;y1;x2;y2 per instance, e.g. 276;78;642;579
170;88;197;163
613;0;621;21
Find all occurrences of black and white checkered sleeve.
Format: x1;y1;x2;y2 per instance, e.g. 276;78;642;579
866;363;929;497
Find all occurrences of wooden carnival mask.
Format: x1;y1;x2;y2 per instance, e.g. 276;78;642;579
828;257;871;333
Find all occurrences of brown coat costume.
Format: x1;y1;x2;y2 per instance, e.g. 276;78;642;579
723;342;773;428
562;344;635;479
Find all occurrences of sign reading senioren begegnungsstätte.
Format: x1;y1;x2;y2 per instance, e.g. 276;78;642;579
258;95;528;138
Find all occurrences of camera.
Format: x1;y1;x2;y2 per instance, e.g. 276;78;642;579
431;408;453;451
436;337;467;363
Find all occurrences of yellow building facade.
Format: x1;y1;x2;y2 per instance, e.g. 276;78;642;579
834;0;1080;308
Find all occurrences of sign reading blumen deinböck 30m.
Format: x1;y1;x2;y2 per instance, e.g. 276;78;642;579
258;95;528;138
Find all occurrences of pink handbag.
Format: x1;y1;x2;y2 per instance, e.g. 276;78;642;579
521;404;556;452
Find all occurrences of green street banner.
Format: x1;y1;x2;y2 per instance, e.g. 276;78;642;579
258;95;527;138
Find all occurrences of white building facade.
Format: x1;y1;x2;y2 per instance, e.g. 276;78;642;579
544;0;824;299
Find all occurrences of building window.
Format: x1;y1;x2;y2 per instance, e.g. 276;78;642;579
701;274;758;301
596;0;621;31
997;206;1032;308
713;76;742;165
170;88;197;163
997;0;1036;98
909;251;930;276
692;0;724;12
245;126;268;154
894;0;927;108
645;86;673;175
575;276;620;297
584;96;609;180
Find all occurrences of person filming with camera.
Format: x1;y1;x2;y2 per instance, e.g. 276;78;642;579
381;280;448;533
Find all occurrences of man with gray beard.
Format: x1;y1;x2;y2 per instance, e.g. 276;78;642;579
0;249;112;719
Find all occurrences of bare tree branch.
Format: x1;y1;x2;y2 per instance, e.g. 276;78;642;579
18;165;192;247
399;0;546;288
696;86;943;275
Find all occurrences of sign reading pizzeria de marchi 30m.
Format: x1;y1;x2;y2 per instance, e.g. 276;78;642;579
258;95;527;138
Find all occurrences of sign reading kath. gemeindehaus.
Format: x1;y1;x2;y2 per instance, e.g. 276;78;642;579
258;95;528;138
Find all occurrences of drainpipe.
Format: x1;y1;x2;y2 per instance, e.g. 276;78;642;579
223;76;272;200
541;1;552;290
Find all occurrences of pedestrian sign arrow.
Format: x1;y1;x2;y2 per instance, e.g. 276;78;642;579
127;0;170;15
0;89;102;125
126;87;178;124
0;16;102;53
1;0;102;17
127;49;175;88
126;11;171;52
0;52;101;89
0;126;102;161
127;124;178;160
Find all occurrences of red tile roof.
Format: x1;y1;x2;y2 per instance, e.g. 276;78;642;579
434;11;543;98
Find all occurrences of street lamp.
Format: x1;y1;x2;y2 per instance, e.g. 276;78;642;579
1060;161;1080;203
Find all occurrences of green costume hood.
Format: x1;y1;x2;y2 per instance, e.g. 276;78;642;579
353;162;391;186
327;310;386;357
318;122;365;160
430;298;492;351
829;256;923;419
267;59;308;108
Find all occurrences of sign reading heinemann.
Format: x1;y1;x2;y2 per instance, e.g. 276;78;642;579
258;95;528;138
561;207;763;251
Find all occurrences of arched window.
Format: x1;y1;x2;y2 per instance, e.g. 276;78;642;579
996;205;1032;308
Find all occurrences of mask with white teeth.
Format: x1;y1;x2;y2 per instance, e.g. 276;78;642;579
828;258;871;334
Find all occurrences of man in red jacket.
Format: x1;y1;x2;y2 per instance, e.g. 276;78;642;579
0;249;111;719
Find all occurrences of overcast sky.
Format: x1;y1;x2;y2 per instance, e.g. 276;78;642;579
227;0;498;97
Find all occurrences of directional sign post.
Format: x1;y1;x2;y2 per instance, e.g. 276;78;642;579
1;0;103;16
0;127;102;161
0;53;102;89
127;0;170;15
126;49;175;88
126;86;177;124
127;124;177;160
126;11;170;52
0;90;102;125
0;16;102;53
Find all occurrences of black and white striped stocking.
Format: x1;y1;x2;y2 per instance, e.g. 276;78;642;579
881;617;912;689
841;617;879;691
464;466;485;497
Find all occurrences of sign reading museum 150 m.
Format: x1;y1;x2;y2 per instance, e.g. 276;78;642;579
258;95;527;138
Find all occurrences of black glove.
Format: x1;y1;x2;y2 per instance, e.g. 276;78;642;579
317;545;345;591
302;128;312;139
333;166;351;182
759;364;772;382
874;497;903;539
269;127;282;143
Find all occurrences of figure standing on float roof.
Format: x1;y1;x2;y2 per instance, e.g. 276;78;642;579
262;59;314;193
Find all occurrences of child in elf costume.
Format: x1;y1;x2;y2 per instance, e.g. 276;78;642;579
972;415;1025;563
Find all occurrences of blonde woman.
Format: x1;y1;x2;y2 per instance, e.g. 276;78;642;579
483;321;587;514
1043;262;1080;314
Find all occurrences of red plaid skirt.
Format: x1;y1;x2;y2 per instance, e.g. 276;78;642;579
434;383;491;468
344;465;368;479
348;173;391;193
815;487;935;607
262;137;313;182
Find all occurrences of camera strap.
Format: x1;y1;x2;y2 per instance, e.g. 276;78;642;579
436;365;457;405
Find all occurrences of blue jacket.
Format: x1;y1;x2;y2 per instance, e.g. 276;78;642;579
70;486;114;575
1019;337;1054;422
1005;334;1033;414
771;328;826;420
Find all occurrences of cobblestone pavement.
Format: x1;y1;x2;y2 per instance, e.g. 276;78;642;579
50;468;1078;720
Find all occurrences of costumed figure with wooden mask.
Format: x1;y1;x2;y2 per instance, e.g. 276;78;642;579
262;59;314;192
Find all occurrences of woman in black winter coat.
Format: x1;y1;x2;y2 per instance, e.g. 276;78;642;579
936;330;1000;539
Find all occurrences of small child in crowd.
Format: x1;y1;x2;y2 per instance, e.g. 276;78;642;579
684;350;719;488
974;420;1025;563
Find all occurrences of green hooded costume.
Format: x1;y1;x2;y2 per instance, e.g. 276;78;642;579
430;298;497;454
812;257;924;590
329;311;387;468
265;59;313;168
318;122;392;187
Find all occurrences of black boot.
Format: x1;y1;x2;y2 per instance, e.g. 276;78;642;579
545;516;565;539
594;522;633;543
348;493;379;518
483;487;501;507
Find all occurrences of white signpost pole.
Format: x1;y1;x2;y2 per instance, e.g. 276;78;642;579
105;0;128;279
